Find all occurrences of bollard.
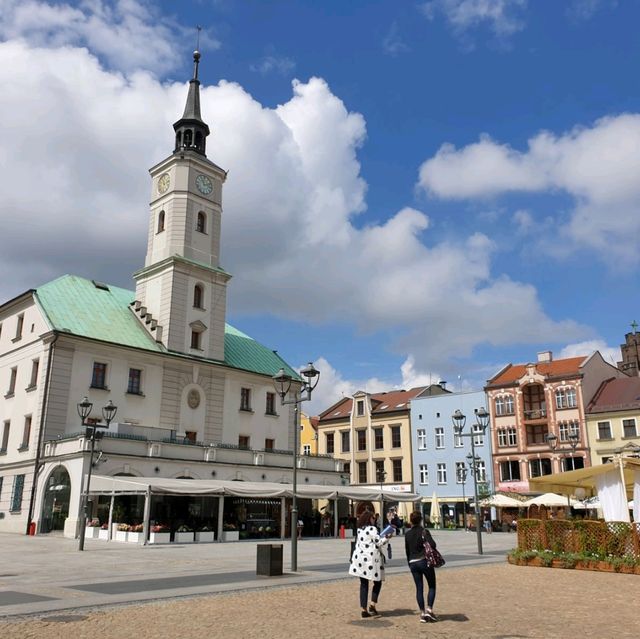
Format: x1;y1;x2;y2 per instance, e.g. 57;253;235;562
257;544;283;576
339;524;345;539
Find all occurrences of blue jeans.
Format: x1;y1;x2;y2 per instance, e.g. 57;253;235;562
359;578;382;609
409;559;436;611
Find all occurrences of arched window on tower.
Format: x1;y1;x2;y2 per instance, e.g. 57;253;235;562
157;210;165;233
196;211;206;233
175;131;182;150
195;131;203;151
193;284;204;309
184;129;193;147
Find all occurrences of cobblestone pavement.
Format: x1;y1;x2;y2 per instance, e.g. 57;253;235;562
2;563;639;639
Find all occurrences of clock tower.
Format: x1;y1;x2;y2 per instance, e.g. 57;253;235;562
133;50;230;361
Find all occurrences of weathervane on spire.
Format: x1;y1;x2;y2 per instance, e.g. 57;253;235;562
632;320;638;334
193;25;202;80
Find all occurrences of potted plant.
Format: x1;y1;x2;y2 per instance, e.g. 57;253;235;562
222;523;239;542
85;518;101;539
195;525;215;543
149;524;171;544
127;523;144;543
98;522;110;541
114;522;130;542
174;524;194;543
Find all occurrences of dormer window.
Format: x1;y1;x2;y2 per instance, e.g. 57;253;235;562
356;400;364;416
196;211;206;233
193;284;204;309
157;210;165;233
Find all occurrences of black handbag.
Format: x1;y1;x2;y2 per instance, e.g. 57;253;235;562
422;534;445;568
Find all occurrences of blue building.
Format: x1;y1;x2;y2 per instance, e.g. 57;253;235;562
410;388;492;528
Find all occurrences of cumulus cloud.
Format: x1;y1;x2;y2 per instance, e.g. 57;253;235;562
250;54;296;75
418;114;640;264
558;340;621;366
421;0;527;42
383;21;409;56
0;0;217;74
0;38;588;385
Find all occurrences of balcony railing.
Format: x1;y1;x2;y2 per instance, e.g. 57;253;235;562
523;408;547;420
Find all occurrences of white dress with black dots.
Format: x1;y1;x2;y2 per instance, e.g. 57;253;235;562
348;524;389;582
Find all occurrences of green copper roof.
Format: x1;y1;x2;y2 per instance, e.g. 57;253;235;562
34;275;298;379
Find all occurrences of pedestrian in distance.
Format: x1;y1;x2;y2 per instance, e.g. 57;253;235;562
348;510;392;618
483;511;492;534
404;511;438;623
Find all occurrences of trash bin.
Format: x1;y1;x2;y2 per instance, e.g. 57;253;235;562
257;544;283;576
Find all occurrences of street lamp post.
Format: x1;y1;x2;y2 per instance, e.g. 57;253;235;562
452;407;490;555
273;362;320;572
457;465;468;531
77;397;117;551
546;431;579;511
377;468;387;526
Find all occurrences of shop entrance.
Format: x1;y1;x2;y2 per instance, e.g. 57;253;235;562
41;466;71;533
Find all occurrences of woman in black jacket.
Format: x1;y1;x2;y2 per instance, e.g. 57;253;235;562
404;511;438;623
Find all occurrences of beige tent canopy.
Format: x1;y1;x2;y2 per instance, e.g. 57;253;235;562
528;458;640;499
479;494;523;508
523;492;576;507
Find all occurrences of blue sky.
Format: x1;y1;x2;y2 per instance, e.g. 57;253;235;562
1;0;639;411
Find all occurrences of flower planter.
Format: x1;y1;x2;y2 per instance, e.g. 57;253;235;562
222;531;239;542
114;530;128;542
84;526;100;539
98;528;110;541
148;532;171;544
127;531;143;544
344;529;353;538
195;531;215;543
174;531;195;543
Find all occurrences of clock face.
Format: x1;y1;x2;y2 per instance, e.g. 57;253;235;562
158;173;170;194
195;174;213;195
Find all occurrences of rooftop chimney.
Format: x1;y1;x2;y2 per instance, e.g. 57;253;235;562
537;351;553;363
438;380;447;390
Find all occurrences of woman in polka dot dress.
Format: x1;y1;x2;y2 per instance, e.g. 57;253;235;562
348;510;392;618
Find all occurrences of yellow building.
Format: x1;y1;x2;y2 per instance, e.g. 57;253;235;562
300;413;318;456
586;376;640;465
317;387;426;518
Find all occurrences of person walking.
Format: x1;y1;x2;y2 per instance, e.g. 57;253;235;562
348;510;392;618
404;511;438;623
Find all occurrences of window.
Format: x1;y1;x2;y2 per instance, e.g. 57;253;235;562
508;427;517;446
190;330;201;349
454;431;463;448
238;435;250;449
419;464;429;485
417;428;427;450
357;429;366;451
597;421;612;440
556;387;577;409
27;359;39;390
185;431;197;443
356;400;365;416
505;395;514;414
91;362;107;389
196;211;206;233
343;461;350;477
495;396;504;415
265;438;274;450
20;416;31;450
566;388;577;408
375;460;385;483
500;460;521;481
193;284;204;309
341;430;350;453
559;421;579;442
437;463;447;484
455;461;466;483
623;419;637;438
1;421;9;452
475;460;487;482
526;424;547;445
392;459;403;482
265;392;276;415
326;432;334;454
472;423;484;446
391;425;401;448
7;367;17;396
127;368;142;395
563;456;585;471
358;461;367;484
10;474;24;512
240;388;252;411
157;210;165;233
435;427;444;449
529;458;552;478
14;314;24;341
498;430;508;447
302;444;310;455
374;427;384;450
498;427;517;447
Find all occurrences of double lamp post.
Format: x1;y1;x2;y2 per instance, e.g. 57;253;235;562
273;362;320;572
452;406;490;555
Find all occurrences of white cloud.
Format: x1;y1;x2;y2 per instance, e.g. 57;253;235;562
558;340;620;367
0;38;588;381
421;0;527;40
512;209;533;233
383;21;409;56
418;114;640;264
0;0;218;74
250;54;296;75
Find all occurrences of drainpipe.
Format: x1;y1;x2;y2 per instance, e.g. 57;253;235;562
25;331;58;535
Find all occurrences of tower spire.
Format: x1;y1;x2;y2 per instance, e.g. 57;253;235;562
173;34;210;156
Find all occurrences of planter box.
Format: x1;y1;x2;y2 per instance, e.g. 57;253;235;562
222;531;239;542
344;529;353;538
174;531;195;543
114;530;128;542
195;531;215;543
149;532;171;544
98;528;110;541
84;526;100;539
127;531;143;544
